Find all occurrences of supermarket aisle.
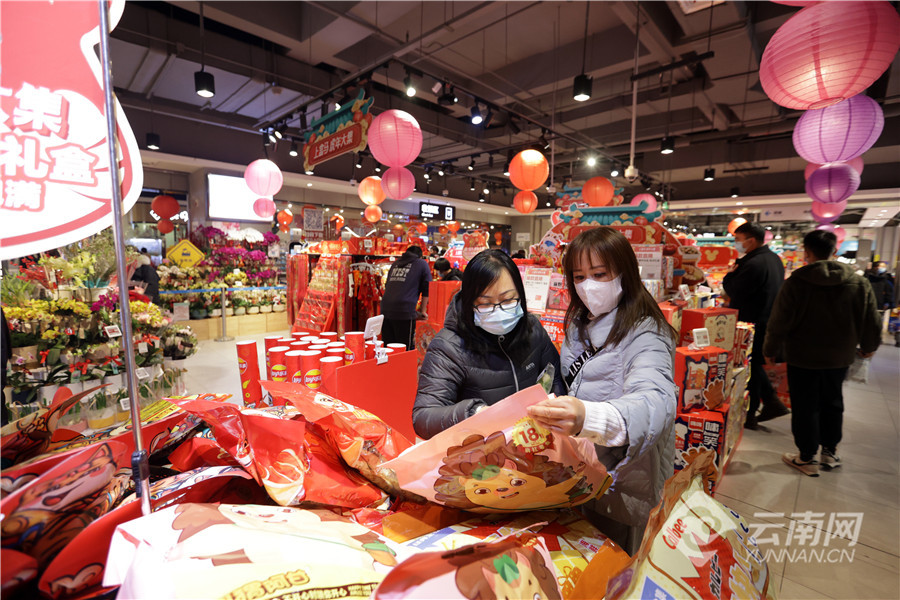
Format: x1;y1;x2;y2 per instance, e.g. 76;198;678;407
715;345;900;600
178;330;899;599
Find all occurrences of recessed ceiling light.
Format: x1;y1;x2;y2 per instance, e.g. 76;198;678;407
736;201;743;206
307;183;312;187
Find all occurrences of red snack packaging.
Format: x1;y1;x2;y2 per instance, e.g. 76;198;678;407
268;346;290;382
261;383;414;497
236;340;263;407
325;348;347;362
278;337;295;345
365;341;376;360
301;335;319;342
309;344;329;351
263;335;283;379
312;337;331;345
285;350;304;385
386;343;407;352
291;331;310;340
320;331;339;340
327;341;346;348
319;356;344;395
169;397;386;509
300;350;323;390
345;331;365;364
290;340;310;351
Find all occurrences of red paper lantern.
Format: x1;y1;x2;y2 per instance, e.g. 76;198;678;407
509;150;549;191
364;205;382;223
331;214;345;229
157;218;174;234
253;198;276;219
244;159;284;196
408;221;427;235
277;209;293;226
279;224;290;233
447;221;460;234
368;110;423;167
759;2;900;110
494;232;503;243
728;217;748;235
358;176;385;206
582;177;615;207
438;225;448;235
392;224;406;237
629;192;657;213
151;194;179;219
381;167;415;200
514;190;538;214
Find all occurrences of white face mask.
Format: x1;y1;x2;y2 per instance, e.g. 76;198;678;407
734;241;746;255
474;303;524;335
575;275;623;318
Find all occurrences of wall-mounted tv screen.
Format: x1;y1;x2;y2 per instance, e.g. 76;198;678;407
207;173;273;222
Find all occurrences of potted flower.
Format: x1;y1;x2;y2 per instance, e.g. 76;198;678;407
189;297;208;320
87;389;116;430
9;329;42;368
207;292;223;317
259;296;273;314
232;295;248;316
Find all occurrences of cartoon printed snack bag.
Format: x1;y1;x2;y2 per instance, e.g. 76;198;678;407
379;386;612;514
605;450;775;600
373;530;563;600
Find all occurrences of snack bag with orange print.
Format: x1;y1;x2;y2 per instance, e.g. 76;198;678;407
378;386;611;514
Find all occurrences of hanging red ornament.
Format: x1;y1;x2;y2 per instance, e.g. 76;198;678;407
509;150;549;191
151;195;179;219
253;198;276;219
358;176;386;206
157;218;174;234
513;190;538;214
581;177;615;207
364;205;382;223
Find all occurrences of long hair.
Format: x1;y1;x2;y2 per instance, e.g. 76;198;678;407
455;249;532;359
563;227;676;348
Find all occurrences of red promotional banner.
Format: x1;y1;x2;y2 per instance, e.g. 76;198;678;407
0;0;143;259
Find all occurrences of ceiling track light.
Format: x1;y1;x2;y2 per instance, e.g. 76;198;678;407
573;73;592;102
586;156;597;167
468;157;476;171
145;132;160;151
703;168;715;182
503;162;510;177
610;167;620;178
470;179;476;191
289;141;298;157
194;70;215;98
470;104;483;126
404;71;416;97
660;136;675;155
730;187;740;198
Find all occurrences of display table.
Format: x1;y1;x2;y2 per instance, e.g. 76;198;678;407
173;312;288;340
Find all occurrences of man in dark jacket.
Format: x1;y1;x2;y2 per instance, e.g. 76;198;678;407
434;258;462;282
380;245;431;349
865;261;895;311
130;254;161;305
764;230;881;477
723;222;789;428
413;295;565;439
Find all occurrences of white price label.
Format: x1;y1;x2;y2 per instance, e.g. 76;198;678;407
135;367;150;380
138;342;149;354
104;325;122;338
692;328;711;348
119;398;131;412
678;284;691;300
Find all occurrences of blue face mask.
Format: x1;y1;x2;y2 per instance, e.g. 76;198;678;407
474;304;524;335
735;241;746;255
877;267;887;274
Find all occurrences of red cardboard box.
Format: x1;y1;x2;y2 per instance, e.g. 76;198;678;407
674;346;730;413
733;321;755;368
658;301;683;334
680;307;739;358
675;409;727;494
539;309;566;352
428;280;461;327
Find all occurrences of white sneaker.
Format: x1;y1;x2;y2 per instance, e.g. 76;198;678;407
820;449;842;469
782;452;819;477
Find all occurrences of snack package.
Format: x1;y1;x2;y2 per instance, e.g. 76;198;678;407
674;411;728;494
674;346;730;413
167;429;238;471
104;503;409;600
374;530;563;599
1;548;38;596
261;382;414;496
171;396;385;509
606;450;774;600
379;386;612;513
568;539;631;600
680;307;739;358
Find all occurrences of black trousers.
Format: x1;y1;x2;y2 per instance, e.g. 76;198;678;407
748;320;778;417
381;317;415;350
787;364;849;461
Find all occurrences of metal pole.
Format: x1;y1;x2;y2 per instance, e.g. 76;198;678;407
97;0;151;516
215;286;234;342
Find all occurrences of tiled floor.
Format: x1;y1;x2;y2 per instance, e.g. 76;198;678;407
181;330;900;600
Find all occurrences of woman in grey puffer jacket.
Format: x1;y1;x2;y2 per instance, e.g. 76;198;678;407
528;227;677;554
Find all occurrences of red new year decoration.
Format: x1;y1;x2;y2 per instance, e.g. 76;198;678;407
151;195;179;219
509;150;549;191
582;177;615;207
514;190;538;214
358;176;385;206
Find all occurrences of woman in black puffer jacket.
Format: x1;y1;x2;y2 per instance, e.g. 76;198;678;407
413;250;566;439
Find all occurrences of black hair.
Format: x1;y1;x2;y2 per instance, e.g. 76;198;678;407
406;245;423;257
734;222;765;243
434;257;451;272
804;230;837;260
456;249;532;360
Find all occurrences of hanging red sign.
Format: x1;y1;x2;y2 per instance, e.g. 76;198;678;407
0;0;143;260
302;90;373;173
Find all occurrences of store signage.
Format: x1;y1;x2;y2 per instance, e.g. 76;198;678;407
302;90;374;172
0;0;143;260
523;266;553;313
166;239;205;268
419;202;455;221
759;205;812;223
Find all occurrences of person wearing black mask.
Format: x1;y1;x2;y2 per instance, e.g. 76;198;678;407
413;249;565;439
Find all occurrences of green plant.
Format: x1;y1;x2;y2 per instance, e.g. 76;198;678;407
10;330;41;347
1;277;38;306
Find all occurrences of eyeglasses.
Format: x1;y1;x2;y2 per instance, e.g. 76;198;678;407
474;298;520;315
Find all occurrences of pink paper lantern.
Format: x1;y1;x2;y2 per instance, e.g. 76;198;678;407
811;199;847;223
368;110;423;168
834;225;847;245
629;193;657;213
771;0;820;5
381;167;415;200
793;95;884;164
806;163;860;204
244;159;283;197
760;2;900;110
764;230;774;243
253;197;276;219
804;157;864;180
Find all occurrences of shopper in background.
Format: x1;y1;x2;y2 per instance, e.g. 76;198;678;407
380;245;431;349
130;253;161;305
722;222;790;429
764;230;881;477
526;227;677;554
433;257;462;282
414;249;565;438
864;261;895;313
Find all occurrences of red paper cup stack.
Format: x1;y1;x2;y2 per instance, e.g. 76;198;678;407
299;350;323;389
285;350;304;384
386;343;407;352
319;356;343;394
364;340;376;360
235;341;263;407
263;335;283;379
268;346;291;382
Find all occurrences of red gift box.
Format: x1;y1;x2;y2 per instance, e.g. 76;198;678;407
657;301;683;334
680;307;738;358
539;309;567;352
674;409;728;494
674;346;730;413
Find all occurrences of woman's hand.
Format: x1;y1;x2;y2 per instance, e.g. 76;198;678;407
526;395;586;436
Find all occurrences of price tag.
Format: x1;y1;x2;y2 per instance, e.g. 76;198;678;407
77;327;86;340
697;285;712;295
91;368;105;379
138;342;149;354
104;325;122;338
119;397;131;412
678;284;691;301
135;367;150;380
692;327;711;349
